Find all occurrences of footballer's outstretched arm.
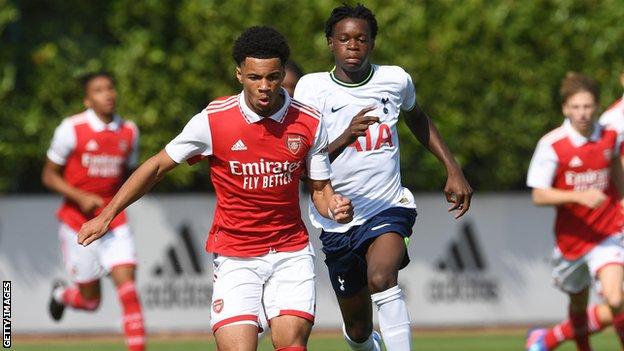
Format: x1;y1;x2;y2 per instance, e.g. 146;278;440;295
308;179;353;224
77;150;178;246
532;187;607;209
403;102;473;218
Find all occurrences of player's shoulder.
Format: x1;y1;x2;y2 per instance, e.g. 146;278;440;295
299;72;331;85
62;110;90;127
120;118;139;136
205;95;239;115
290;99;322;122
539;125;568;146
374;64;410;80
375;64;408;75
600;98;624;128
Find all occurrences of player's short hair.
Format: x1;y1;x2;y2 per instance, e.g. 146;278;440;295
232;26;290;66
80;71;115;95
285;60;304;80
560;72;599;103
325;3;378;39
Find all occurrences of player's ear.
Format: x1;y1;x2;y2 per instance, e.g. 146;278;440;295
236;65;243;84
83;97;91;109
327;37;334;52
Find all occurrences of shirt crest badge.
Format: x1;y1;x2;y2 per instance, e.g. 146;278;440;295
286;135;302;155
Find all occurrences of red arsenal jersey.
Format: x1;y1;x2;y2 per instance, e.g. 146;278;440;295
165;90;331;257
527;120;624;259
46;109;139;231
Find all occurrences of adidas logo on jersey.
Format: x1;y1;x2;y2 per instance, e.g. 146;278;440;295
86;139;99;151
569;156;583;167
231;139;247;151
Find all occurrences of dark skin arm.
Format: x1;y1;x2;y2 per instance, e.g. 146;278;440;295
41;159;104;214
328;106;378;162
403;102;473;218
328;103;473;218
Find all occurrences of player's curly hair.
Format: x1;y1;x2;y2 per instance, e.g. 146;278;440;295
560;72;599;103
324;3;378;39
80;71;114;94
232;26;290;66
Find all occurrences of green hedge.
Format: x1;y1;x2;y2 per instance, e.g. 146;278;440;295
1;0;623;193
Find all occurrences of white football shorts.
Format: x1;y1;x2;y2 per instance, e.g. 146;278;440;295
59;222;137;283
552;233;624;294
210;243;316;333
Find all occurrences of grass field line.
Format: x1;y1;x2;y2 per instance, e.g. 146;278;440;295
13;326;535;344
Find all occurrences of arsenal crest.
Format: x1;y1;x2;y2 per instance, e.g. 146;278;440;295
286;135;302;155
213;298;224;313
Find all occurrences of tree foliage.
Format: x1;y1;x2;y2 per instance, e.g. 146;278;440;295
1;0;623;193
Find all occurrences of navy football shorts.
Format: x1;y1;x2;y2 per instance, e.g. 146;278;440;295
321;207;417;297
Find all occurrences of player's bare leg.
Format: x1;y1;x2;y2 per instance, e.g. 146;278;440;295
338;288;373;341
214;324;259;351
270;315;312;349
337;287;377;350
366;232;411;351
597;264;624;346
111;264;145;351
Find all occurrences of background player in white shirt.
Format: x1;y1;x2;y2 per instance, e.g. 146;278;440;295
295;4;472;351
77;27;353;351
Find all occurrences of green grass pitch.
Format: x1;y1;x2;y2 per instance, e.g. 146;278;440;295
10;330;621;350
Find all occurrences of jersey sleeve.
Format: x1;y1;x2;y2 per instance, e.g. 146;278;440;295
165;111;213;164
306;118;331;180
294;75;321;110
46;119;76;166
526;140;558;189
126;121;140;168
401;70;417;111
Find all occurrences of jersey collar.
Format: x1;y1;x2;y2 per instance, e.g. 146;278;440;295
563;118;602;147
86;109;122;132
238;88;290;124
329;65;375;88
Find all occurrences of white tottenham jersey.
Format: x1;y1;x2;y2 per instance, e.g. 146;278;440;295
295;64;417;232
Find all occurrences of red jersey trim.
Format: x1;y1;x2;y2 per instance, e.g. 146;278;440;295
291;100;322;120
207;100;239;114
278;309;315;323
208;95;238;108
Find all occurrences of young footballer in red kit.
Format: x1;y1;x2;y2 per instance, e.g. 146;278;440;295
526;73;624;351
77;27;353;351
42;72;145;351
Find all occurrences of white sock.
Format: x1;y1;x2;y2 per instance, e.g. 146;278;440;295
342;324;381;351
371;285;411;351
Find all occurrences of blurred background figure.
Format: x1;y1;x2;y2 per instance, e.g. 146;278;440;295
41;72;145;351
283;60;304;97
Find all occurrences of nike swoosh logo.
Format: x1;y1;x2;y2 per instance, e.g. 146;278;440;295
331;105;348;113
371;223;391;231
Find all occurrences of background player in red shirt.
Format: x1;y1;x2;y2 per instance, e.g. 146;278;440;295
41;72;145;351
77;27;353;351
526;73;624;351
